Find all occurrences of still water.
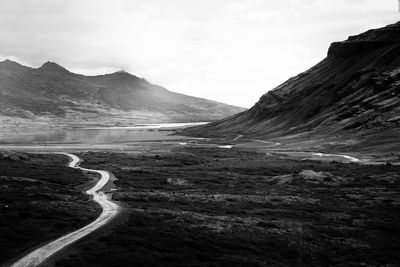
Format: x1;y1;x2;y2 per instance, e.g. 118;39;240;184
0;122;207;145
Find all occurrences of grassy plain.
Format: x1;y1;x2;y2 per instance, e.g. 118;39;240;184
52;146;400;266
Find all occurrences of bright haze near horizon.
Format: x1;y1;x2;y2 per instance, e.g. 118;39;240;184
0;0;398;108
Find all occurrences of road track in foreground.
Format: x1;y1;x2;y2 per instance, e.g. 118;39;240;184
11;153;121;267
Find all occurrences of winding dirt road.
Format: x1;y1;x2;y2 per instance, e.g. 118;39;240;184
234;135;360;162
312;152;360;162
11;153;120;267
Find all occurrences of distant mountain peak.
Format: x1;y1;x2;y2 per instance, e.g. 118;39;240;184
115;70;129;74
111;70;134;77
0;59;27;71
39;61;70;73
107;69;140;80
1;59;18;64
0;59;18;66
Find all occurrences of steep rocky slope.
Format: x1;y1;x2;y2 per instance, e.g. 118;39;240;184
184;22;400;142
0;60;245;125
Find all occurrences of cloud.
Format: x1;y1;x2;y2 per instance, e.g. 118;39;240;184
0;0;398;107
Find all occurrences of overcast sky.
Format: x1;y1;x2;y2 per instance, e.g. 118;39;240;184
0;0;398;107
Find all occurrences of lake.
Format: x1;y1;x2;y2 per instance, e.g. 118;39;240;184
0;122;207;145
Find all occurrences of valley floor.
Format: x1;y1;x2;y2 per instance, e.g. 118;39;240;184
50;146;400;266
1;133;400;267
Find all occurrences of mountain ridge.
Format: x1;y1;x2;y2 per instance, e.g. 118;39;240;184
0;59;246;127
183;21;400;150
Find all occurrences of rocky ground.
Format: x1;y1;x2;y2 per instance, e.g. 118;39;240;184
52;146;400;267
0;151;100;265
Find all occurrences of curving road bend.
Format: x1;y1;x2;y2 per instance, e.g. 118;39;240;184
253;139;282;147
312;152;360;162
246;137;359;162
209;135;360;163
11;153;121;267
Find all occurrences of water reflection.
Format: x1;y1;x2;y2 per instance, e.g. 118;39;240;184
0;122;205;145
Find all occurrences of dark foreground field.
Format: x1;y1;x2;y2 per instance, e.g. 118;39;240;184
0;151;99;265
54;146;400;267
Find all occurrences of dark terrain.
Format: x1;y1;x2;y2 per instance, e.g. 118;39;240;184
184;22;400;149
0;60;245;129
2;21;400;267
49;147;400;267
0;151;99;265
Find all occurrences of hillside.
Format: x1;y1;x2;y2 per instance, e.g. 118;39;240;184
183;21;400;148
0;60;245;127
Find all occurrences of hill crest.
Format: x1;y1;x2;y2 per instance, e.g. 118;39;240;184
0;59;246;126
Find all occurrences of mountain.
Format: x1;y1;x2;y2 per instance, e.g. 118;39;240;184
183;21;400;148
0;60;245;126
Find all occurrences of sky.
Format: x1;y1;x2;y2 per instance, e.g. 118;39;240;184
0;0;399;108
